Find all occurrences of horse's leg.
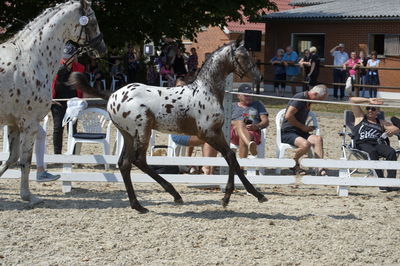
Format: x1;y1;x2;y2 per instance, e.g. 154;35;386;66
19;123;42;205
0;125;20;176
118;131;148;213
133;142;183;204
204;130;267;206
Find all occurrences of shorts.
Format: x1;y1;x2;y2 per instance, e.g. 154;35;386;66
281;130;310;146
286;75;298;82
171;134;190;146
230;127;261;146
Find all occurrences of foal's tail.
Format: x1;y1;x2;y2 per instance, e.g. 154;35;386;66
68;72;110;100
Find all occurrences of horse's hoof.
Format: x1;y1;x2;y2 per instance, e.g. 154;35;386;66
221;198;229;208
174;198;184;205
258;196;268;203
135;206;149;214
28;196;44;207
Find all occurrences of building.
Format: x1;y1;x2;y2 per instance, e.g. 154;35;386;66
262;0;400;98
184;0;292;86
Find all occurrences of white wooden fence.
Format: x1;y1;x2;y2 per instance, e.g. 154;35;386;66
1;153;400;196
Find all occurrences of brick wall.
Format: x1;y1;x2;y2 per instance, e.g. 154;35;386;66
264;20;400;92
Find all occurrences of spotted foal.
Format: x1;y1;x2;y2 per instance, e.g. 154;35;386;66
70;37;267;213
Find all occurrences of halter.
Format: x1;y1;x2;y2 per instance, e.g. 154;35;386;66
231;46;248;79
63;7;103;66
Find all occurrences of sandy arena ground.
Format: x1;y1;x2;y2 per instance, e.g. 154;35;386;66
1;108;400;265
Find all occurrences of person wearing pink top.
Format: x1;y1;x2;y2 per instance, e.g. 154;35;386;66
343;51;360;79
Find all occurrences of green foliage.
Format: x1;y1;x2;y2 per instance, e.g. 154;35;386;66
0;0;277;45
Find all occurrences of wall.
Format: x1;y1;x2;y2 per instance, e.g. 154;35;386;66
264;20;400;93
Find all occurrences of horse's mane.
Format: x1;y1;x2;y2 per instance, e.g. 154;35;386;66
195;41;234;79
10;1;79;43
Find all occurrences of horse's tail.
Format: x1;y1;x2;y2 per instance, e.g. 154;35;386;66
68;72;110;100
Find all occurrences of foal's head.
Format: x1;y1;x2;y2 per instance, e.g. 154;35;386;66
231;36;262;82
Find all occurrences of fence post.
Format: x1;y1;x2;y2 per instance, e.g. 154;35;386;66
337;158;349;196
220;73;234;175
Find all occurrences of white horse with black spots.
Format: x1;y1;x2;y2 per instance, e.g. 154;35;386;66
70;37;266;213
0;0;106;205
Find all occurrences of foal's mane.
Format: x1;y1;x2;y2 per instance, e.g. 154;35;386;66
194;42;234;79
10;1;79;43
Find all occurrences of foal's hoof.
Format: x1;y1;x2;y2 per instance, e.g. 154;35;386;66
258;196;268;203
134;206;149;214
174;198;184;205
221;198;229;208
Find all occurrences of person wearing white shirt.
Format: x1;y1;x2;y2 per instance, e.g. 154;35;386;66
366;50;381;98
330;43;349;100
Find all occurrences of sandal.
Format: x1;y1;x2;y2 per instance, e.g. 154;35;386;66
315;168;328;176
248;141;258;156
290;165;307;175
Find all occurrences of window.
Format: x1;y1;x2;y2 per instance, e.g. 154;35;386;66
291;33;325;57
369;34;400;56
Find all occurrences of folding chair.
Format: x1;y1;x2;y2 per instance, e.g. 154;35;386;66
275;108;320;174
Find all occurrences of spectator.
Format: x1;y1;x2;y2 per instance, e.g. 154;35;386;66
299;49;311;91
126;45;138;83
358;50;369;97
107;46;121;72
349;96;400;192
110;59;126;90
160;63;175;87
172;49;187;78
146;63;159;86
281;85;328;175
231;84;269;158
343;51;360;80
270;48;286;96
307;46;320;88
51;42;84;154
282;46;300;95
170;78;218;174
35;123;60;182
367;51;380;98
330;43;349;100
187;47;198;78
86;58;104;90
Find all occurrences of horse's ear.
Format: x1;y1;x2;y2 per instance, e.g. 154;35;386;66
80;0;91;9
235;35;244;48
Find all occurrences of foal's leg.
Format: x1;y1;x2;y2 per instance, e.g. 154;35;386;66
133;142;183;204
0;125;20;176
118;131;148;213
204;130;267;206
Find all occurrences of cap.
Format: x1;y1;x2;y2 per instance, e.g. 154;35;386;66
62;43;77;58
238;84;253;94
338;43;345;48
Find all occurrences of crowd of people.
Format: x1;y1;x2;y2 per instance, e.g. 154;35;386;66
270;43;382;99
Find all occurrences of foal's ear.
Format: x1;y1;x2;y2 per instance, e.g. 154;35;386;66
235;35;244;48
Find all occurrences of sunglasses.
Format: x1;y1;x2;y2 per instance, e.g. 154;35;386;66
366;107;377;111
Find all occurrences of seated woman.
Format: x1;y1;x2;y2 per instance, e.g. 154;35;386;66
160;63;175;87
350;96;400;192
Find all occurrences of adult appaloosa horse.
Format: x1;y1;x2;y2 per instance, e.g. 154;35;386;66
0;0;106;205
70;37;266;213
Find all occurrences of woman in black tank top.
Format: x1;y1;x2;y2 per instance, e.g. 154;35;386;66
350;97;400;191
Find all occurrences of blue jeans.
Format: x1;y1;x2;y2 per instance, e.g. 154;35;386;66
333;69;346;98
367;74;379;98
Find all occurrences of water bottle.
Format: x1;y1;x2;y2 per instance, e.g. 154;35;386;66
249;109;257;124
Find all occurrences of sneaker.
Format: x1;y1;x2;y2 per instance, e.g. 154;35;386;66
36;171;61;182
248;141;258;156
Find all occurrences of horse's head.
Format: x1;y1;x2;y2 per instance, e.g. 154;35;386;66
231;36;262;83
75;0;107;57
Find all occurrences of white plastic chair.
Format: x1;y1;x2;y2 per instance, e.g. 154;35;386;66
66;108;112;169
159;74;176;87
275;108;320;174
110;74;127;91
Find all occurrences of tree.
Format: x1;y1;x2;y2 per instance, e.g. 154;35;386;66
0;0;277;46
